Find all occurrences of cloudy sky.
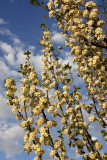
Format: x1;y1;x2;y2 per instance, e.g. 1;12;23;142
0;0;106;160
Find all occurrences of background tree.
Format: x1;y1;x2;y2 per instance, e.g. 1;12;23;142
4;0;107;160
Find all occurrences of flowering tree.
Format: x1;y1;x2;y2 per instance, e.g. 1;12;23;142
4;0;107;160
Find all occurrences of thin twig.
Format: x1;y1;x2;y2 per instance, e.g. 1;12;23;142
24;101;28;120
102;0;107;22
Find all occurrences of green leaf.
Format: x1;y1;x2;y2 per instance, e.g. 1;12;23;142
18;71;21;73
63;63;72;70
23;50;31;55
68;141;72;147
41;23;46;29
74;87;81;90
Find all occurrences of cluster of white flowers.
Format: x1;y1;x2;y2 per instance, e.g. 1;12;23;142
49;10;55;18
85;1;97;9
94;141;102;151
89;152;97;159
88;55;100;68
89;9;98;19
5;78;17;98
50;149;57;157
95;27;106;40
83;9;89;18
24;142;31;152
36;117;46;126
61;116;67;124
46;120;57;128
28;71;37;82
32;144;44;157
47;0;54;10
102;153;107;159
88;115;96;122
39;126;51;145
74;91;82;101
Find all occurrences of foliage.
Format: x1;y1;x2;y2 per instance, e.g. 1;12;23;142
4;0;107;160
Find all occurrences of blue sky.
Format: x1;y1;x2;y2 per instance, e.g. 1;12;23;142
0;0;106;160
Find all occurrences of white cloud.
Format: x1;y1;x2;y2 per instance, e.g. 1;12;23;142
0;121;24;158
30;54;43;73
0;27;13;36
88;122;102;137
51;23;58;28
0;95;13;120
0;27;41;72
0;18;7;25
0;59;20;80
51;31;65;44
0;26;22;46
15;48;26;65
12;37;21;45
0;41;16;65
0;41;15;55
28;45;36;51
4;141;21;158
5;53;15;65
92;136;97;140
